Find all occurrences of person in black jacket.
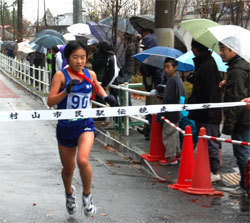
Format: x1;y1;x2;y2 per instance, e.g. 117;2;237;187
187;39;222;182
219;42;250;195
99;41;121;102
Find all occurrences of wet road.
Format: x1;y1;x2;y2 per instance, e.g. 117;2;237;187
0;72;249;223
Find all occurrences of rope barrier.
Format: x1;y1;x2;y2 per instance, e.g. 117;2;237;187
161;116;185;135
200;135;250;146
0;102;246;122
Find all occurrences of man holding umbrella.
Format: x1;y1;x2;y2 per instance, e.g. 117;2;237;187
219;42;250;196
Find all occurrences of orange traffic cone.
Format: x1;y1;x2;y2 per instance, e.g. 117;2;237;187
169;125;194;190
179;127;223;196
141;114;165;162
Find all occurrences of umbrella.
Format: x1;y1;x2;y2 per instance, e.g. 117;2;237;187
37;29;65;42
129;15;154;33
33;34;65;49
87;21;125;67
4;41;17;51
29;42;47;54
63;33;76;41
129;15;187;53
99;16;137;34
75;33;98;44
67;23;91;35
208;25;250;63
133;46;183;69
176;51;228;72
18;42;34;54
180;18;220;53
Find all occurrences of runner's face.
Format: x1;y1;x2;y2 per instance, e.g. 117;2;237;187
69;48;87;72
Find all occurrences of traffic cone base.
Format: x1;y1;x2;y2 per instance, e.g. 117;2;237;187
141;153;165;162
179;127;223;196
140;114;165;162
168;125;194;190
179;187;223;196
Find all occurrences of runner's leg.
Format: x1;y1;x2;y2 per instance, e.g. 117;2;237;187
58;144;77;195
77;131;95;195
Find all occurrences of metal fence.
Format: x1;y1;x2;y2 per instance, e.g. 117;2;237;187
0;53;50;94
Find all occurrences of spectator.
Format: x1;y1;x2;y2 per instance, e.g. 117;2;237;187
157;58;183;165
123;33;136;106
33;47;46;88
137;29;163;140
187;39;223;182
87;38;106;118
52;46;63;72
87;39;105;83
99;41;121;102
59;45;67;69
219;42;250;195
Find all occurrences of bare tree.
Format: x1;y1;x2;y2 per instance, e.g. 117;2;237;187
17;0;22;42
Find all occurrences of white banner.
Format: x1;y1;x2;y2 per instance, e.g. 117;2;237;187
0;102;246;122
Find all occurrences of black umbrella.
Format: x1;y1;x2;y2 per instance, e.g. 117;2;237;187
129;15;187;53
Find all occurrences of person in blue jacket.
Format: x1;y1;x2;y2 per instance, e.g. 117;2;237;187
47;41;117;217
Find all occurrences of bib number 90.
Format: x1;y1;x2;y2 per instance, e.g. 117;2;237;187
67;94;90;109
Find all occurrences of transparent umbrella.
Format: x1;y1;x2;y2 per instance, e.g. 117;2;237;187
67;23;91;35
208;25;250;63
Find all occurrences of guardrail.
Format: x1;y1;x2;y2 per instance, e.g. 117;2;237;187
0;53;50;94
0;52;149;136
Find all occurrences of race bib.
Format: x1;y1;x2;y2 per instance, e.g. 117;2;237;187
67;92;91;109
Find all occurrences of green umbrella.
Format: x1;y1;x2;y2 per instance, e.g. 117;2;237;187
180;19;220;53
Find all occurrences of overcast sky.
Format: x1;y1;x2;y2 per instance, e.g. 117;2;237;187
5;0;73;22
24;0;73;22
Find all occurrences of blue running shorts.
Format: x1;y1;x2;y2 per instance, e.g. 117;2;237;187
56;118;96;147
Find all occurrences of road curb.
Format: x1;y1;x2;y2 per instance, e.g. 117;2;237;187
95;128;167;181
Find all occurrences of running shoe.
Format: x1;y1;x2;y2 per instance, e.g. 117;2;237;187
65;185;77;215
82;193;96;217
159;157;178;166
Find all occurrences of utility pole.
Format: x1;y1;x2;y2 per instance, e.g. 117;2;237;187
155;0;175;47
73;0;82;24
17;0;23;42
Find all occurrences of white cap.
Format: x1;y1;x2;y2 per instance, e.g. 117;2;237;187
87;38;98;46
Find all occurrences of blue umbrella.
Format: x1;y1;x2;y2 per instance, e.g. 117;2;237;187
176;51;228;72
29;42;47;54
132;46;183;69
